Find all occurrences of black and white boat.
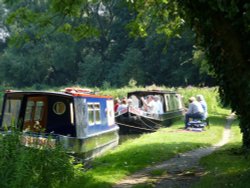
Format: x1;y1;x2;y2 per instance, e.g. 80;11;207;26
115;90;184;133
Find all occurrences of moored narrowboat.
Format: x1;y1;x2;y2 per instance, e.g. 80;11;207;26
115;90;184;133
0;88;119;160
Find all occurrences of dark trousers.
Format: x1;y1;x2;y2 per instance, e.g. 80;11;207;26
185;112;204;128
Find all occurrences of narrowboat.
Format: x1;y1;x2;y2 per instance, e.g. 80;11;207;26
0;88;119;160
115;90;184;133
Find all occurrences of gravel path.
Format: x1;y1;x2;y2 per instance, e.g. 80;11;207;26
113;114;235;188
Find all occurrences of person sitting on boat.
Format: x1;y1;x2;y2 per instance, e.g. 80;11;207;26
117;99;128;115
127;98;133;106
153;95;164;114
184;96;204;129
196;94;208;120
141;95;157;114
114;98;121;113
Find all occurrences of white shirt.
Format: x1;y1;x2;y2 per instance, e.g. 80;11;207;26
117;104;128;114
155;100;164;114
147;100;157;114
187;101;204;114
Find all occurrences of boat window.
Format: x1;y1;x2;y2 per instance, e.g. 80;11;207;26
167;94;179;111
130;95;139;108
25;101;35;121
88;104;94;125
53;102;66;115
1;99;21;128
34;101;44;121
164;95;170;111
176;94;183;109
170;95;175;111
87;103;101;125
70;103;74;125
94;104;101;124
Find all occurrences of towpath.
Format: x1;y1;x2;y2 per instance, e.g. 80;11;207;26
113;114;235;188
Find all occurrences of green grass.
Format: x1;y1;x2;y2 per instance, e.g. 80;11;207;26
1;86;242;188
192;120;250;188
66;108;231;188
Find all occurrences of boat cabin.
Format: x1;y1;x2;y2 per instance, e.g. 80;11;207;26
115;90;184;133
0;88;119;159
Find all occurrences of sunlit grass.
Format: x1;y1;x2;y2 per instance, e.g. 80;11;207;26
64;86;232;188
66;109;231;188
1;86;241;188
192;119;250;188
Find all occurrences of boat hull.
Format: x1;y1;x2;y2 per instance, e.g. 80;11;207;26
116;110;183;134
17;126;119;160
58;127;119;160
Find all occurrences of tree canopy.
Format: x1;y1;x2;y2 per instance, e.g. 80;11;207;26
1;0;249;148
127;0;250;149
0;0;214;88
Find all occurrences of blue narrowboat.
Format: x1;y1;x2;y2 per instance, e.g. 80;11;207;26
0;88;119;159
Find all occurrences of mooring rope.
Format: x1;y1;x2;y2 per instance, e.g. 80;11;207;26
137;117;158;130
115;122;155;132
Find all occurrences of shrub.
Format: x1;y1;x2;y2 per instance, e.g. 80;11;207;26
0;130;82;188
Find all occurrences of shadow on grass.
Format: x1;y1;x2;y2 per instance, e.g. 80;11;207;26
67;114;231;188
193;168;250;188
194;146;250;188
73;142;211;187
67;141;210;188
66;174;113;188
203;114;236;128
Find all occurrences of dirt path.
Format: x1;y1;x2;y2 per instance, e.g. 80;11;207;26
113;114;235;188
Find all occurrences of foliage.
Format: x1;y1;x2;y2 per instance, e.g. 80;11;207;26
193;120;250;188
0;0;214;88
0;129;83;188
121;0;250;149
177;1;250;149
176;87;222;114
116;47;145;86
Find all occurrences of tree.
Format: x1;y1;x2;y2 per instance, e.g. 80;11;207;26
178;1;250;149
33;0;250;149
2;0;214;88
126;0;250;149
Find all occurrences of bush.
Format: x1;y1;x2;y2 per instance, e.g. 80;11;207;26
0;130;82;188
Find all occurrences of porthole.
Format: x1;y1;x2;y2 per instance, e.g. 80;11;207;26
53;102;66;115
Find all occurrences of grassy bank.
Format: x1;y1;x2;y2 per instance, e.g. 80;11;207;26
1;86;242;188
192;120;250;188
66;108;231;188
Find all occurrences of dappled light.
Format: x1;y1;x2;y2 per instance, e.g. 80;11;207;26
0;0;249;187
69;113;231;187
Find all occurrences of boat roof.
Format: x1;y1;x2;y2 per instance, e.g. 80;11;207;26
128;90;178;96
4;90;113;99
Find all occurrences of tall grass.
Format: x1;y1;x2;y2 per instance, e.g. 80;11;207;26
176;87;222;114
0;130;83;188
